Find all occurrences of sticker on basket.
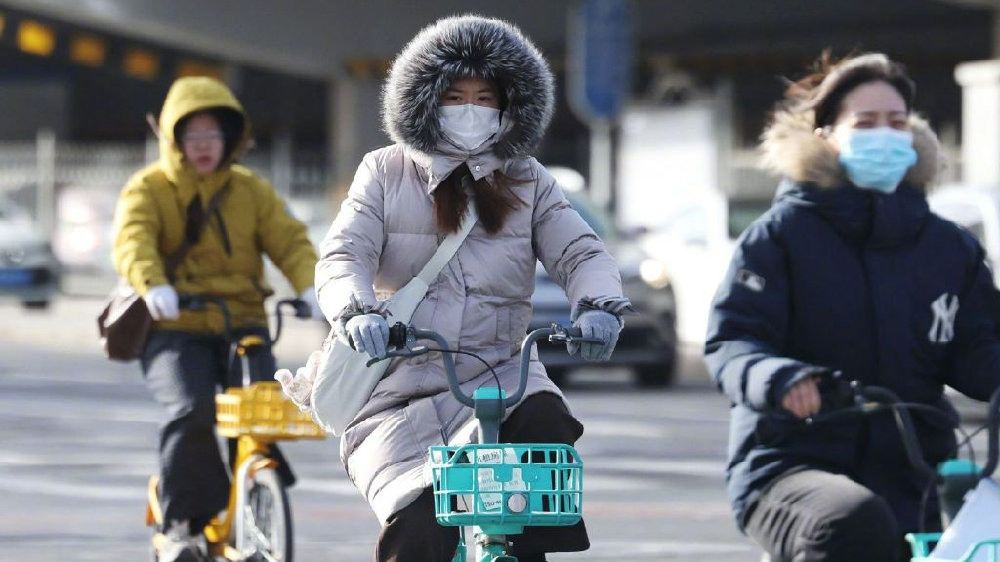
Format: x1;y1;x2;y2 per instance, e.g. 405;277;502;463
504;468;527;492
474;447;519;464
476;467;530;512
478;468;503;511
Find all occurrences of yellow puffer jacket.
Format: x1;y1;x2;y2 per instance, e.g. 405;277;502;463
111;76;317;333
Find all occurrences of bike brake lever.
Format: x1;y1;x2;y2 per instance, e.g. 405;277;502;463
364;345;429;367
293;300;311;319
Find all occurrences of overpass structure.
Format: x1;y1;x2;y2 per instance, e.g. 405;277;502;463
0;0;995;189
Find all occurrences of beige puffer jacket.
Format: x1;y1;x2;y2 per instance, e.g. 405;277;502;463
315;15;624;523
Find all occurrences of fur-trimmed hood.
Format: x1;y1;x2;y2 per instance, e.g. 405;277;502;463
760;109;943;191
382;15;554;159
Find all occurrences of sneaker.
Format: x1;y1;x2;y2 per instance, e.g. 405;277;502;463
158;520;206;562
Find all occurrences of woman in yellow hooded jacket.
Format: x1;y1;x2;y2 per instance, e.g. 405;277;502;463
111;76;319;562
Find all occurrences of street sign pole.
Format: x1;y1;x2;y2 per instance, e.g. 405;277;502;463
568;0;633;212
589;118;613;209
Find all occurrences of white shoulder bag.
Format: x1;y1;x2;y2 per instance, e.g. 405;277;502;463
310;206;478;436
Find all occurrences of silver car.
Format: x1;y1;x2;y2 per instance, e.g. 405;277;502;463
0;195;60;308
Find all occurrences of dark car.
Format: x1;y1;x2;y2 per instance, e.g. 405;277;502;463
529;190;678;387
0;194;60;309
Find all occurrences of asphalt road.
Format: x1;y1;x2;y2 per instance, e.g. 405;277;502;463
0;296;756;561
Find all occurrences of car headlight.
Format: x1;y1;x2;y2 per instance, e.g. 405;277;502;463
639;258;671;289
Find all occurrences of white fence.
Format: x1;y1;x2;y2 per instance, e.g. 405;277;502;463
0;131;331;235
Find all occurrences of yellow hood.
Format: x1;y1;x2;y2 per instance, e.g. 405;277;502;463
157;76;251;187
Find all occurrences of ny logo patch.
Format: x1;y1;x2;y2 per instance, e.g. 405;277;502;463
929;293;959;344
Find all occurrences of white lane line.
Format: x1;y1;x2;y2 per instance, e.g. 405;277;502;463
585;457;726;477
0;401;162;423
550;539;754;557
0;370;136;385
584;419;675;439
0;450;154;467
0;474;144;500
0;471;360;501
293;477;359;496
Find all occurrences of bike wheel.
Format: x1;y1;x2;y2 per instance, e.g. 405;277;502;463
233;467;293;562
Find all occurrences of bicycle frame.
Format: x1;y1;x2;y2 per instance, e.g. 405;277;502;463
146;296;323;562
806;381;1000;562
374;323;594;562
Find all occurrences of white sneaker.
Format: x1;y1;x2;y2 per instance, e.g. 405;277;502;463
158;520;206;562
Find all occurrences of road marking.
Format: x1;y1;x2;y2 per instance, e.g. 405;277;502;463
550;539;755;557
585;457;725;477
0;473;144;500
293;477;359;496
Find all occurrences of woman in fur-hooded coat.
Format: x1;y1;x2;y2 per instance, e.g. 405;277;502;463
705;53;1000;561
313;15;627;561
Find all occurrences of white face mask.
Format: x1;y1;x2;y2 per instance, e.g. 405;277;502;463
439;104;501;152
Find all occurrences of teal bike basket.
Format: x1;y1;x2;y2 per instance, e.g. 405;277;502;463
907;535;1000;561
429;443;583;529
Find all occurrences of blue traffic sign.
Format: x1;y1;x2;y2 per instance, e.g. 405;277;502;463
569;0;633;122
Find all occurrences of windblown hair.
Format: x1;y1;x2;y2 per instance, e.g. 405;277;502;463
759;51;941;189
382;15;555;158
782;51;915;128
434;165;525;234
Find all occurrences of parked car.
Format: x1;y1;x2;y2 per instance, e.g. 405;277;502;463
928;183;1000;285
0;194;60;308
52;183;118;276
529;186;678;387
637;191;771;344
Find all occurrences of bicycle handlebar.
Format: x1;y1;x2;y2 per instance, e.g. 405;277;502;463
366;322;598;410
176;294;310;345
806;379;1000;482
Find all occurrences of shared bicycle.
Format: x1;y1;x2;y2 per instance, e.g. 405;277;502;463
791;378;1000;562
146;295;325;562
366;322;598;562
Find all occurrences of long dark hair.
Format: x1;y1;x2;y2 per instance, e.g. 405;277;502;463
433;164;526;234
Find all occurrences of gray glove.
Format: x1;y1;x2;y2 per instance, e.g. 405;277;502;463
344;313;390;359
568;310;621;361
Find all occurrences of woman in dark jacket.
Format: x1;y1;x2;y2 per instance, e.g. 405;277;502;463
704;52;1000;562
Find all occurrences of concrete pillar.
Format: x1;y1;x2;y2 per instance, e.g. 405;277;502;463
271;129;294;196
955;60;1000;185
328;74;386;191
35;129;56;237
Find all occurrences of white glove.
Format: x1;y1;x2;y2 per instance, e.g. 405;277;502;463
298;286;325;320
274;350;321;412
144;284;179;320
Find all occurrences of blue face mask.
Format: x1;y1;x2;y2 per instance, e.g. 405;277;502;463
837;127;918;193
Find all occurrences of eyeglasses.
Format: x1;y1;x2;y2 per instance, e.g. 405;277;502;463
181;130;224;144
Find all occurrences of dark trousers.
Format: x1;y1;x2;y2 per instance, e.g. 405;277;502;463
744;469;915;562
141;328;294;531
375;392;589;562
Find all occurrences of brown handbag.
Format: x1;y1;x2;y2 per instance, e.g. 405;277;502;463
98;183;230;361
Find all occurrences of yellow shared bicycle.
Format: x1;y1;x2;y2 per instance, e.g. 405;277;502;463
146;295;325;562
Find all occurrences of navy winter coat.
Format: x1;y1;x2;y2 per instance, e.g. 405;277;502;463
705;176;1000;532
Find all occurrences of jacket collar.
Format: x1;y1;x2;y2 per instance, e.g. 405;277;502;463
406;134;508;194
776;180;929;249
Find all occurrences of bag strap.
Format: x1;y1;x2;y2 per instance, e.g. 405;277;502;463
163;181;231;281
416;203;478;284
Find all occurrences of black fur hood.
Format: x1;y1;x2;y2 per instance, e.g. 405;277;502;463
382;15;555;159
